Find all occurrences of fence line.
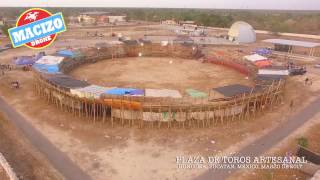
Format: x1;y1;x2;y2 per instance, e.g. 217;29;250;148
32;43;286;128
0;152;18;180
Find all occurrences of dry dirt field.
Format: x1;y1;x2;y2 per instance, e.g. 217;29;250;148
228;68;320;180
0;58;316;180
0;113;62;180
0;166;9;180
70;57;251;94
231;111;320;180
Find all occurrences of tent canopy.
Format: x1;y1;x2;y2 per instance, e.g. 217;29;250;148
57;49;83;58
263;39;320;48
14;52;45;65
256;74;286;81
57;50;75;58
14;56;35;65
186;89;208;98
253;48;272;56
258;69;290;76
104;88;138;95
145;89;182;98
213;84;254;97
33;63;60;74
36;56;64;65
254;60;272;68
129;89;145;96
244;54;268;62
46;75;90;90
71;85;113;99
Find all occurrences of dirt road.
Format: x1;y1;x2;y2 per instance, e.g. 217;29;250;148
195;97;320;180
0;97;91;180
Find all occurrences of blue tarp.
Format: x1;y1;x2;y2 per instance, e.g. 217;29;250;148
33;63;60;74
253;48;272;56
129;89;144;96
14;56;35;65
104;88;137;95
14;52;45;65
57;50;76;58
35;52;45;59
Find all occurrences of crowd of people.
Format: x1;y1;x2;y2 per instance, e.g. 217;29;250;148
0;64;13;76
0;64;21;89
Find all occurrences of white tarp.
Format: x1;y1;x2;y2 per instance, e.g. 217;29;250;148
36;56;64;65
161;41;169;46
112;109;142;120
244;54;268;62
145;89;182;98
258;69;289;76
142;112;171;122
263;39;320;48
108;41;124;45
71;85;115;99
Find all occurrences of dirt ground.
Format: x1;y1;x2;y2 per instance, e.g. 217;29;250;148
228;68;320;180
0;62;317;180
230;111;320;180
0;166;9;180
0;113;62;180
70;57;251;94
0;25;320;180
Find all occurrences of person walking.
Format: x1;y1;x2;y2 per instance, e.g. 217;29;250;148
305;78;309;86
290;100;294;110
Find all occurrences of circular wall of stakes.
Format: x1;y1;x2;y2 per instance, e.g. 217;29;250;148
33;43;285;128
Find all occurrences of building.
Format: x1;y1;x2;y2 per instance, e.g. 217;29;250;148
175;29;205;36
78;11;126;25
263;39;320;57
67;16;79;24
2;18;16;26
108;15;127;24
161;20;177;25
179;20;196;26
228;21;256;43
78;11;109;24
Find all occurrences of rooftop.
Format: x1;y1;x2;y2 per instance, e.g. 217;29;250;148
263;39;320;48
213;84;257;97
80;11;111;15
80;11;126;16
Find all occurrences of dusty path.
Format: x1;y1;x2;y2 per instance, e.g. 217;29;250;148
195;97;320;180
0;97;91;180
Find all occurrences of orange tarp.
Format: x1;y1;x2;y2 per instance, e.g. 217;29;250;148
206;57;250;76
215;51;225;56
104;99;142;110
255;60;272;68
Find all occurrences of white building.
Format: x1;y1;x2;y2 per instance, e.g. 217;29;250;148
108;15;127;24
78;12;126;25
161;20;177;25
228;21;256;43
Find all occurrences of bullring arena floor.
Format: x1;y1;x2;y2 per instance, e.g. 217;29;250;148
70;57;251;94
1;24;320;180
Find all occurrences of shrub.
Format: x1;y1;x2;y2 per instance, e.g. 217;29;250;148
297;137;308;148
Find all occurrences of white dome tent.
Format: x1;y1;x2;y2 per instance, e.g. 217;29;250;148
228;21;256;43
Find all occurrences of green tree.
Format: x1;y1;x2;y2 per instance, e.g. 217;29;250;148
0;24;11;36
297;137;308;148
